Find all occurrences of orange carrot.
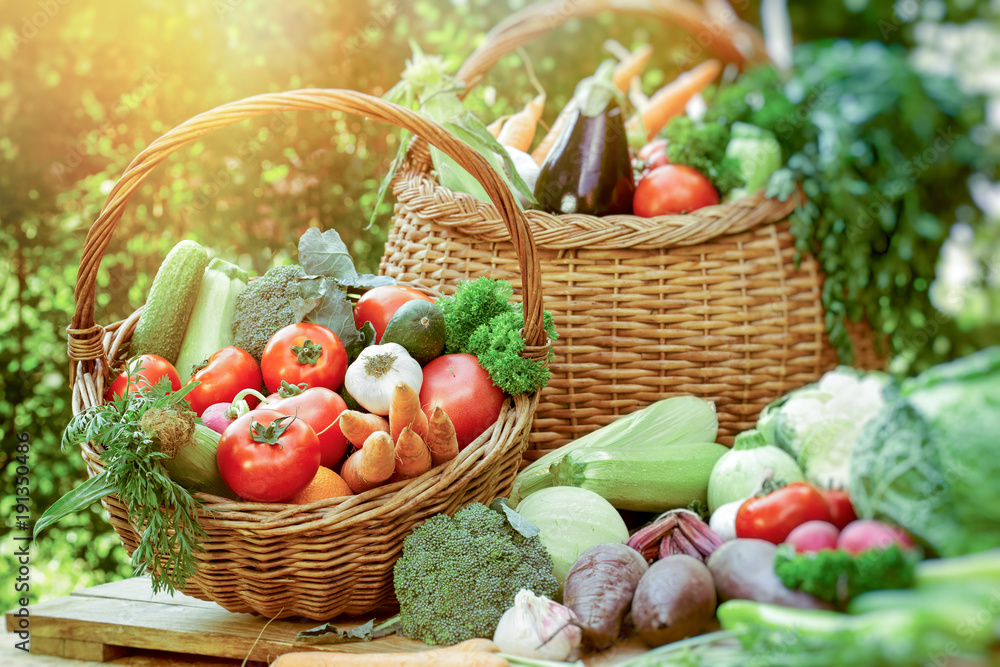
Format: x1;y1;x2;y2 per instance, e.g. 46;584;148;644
441;639;500;653
270;649;507;666
611;44;653;92
425;406;459;466
389;382;429;442
530;99;575;166
394;426;432;480
497;93;546;153
626;59;722;141
340;431;394;493
486;116;507;139
339;410;390;449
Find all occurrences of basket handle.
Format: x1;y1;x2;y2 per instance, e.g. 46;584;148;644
455;0;767;95
67;89;547;375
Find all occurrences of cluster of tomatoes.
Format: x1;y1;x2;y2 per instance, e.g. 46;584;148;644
732;482;914;555
632;138;719;217
108;285;509;503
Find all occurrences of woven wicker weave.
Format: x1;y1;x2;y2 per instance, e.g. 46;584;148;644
382;0;881;454
66;90;549;619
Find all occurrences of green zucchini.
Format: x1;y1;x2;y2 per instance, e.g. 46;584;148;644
509;395;719;505
130;240;210;364
174;258;249;382
551;442;729;513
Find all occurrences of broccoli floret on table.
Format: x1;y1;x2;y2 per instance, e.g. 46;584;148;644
393;502;558;646
231;264;304;361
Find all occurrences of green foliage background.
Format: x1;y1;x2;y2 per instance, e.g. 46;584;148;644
0;0;997;615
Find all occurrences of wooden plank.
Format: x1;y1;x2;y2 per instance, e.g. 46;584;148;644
68;577;236;611
3;578;648;665
29;637;130;662
7;585;427;663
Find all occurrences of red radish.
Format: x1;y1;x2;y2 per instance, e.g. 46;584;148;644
837;520;915;555
201;402;238;434
200;388;270;435
785;520;840;553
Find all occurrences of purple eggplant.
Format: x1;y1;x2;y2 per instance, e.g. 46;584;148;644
533;98;635;216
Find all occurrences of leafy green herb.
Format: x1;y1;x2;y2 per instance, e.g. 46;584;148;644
661;117;745;196
774;544;920;605
436;278;558;395
41;375;208;594
466;308;557;395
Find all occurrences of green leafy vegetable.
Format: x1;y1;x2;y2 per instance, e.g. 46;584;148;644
719;43;998;369
774;544;919;604
436;277;557;395
298;227;357;281
849;394;960;555
661;116;744;196
465;308;556;396
850;348;1000;557
724;123;783;199
437;277;515;355
40;377;208;594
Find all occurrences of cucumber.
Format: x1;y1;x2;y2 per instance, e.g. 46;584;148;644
381;299;446;366
130;240;210;364
552;442;729;513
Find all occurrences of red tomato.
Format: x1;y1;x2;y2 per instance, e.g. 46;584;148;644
183;347;262;416
820;489;858;530
354;285;434;343
261;323;348;393
633;164;719;216
106;354;181;400
419;354;505;451
216;409;321;502
637;138;669;173
735;482;833;544
267;385;349;468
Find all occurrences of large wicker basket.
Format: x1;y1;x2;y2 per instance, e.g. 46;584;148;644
381;0;881;456
65;90;550;620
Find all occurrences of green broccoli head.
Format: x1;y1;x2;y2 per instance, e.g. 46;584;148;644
393;502;558;646
231;264;304;361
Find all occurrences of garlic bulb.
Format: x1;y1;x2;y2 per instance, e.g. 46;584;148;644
343;343;422;415
492;589;582;661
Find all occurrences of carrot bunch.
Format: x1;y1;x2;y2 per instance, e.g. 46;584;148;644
339;382;460;494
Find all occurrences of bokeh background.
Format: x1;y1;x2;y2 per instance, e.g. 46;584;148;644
2;0;999;614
